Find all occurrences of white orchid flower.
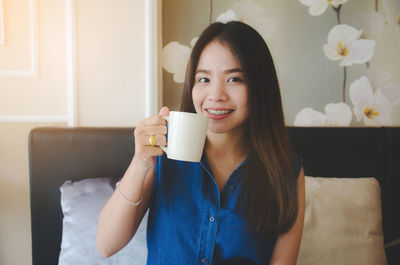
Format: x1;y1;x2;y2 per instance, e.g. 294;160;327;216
350;76;392;125
161;42;191;83
366;66;400;107
323;24;376;67
190;37;199;48
299;0;349;16
294;103;353;126
216;1;277;40
294;108;326;126
324;103;353;125
161;37;198;83
383;0;400;26
216;9;237;23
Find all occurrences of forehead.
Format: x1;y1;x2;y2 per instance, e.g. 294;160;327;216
196;40;241;70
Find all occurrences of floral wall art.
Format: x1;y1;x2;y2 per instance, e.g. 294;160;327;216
162;0;400;126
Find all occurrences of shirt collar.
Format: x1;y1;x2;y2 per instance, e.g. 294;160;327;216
200;151;249;175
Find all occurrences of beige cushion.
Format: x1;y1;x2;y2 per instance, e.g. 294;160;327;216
297;177;387;265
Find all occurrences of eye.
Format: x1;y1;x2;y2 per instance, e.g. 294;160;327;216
198;77;210;83
227;77;243;83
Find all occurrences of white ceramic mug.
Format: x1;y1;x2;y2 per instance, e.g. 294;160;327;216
160;111;209;162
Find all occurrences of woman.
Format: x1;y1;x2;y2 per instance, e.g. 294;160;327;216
96;21;305;265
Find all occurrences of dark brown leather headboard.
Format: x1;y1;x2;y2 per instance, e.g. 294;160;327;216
28;127;400;265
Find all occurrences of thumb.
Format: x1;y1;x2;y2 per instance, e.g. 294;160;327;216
159;106;169;116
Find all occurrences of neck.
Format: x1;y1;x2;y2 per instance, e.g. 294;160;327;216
205;129;249;161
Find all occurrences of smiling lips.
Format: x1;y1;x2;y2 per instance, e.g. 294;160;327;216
205;108;234;120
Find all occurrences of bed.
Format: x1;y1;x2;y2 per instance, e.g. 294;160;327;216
28;126;400;265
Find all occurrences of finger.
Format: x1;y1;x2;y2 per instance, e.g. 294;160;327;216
138;134;167;147
159;106;170;116
134;125;167;137
145;146;164;157
141;115;167;126
135;146;164;157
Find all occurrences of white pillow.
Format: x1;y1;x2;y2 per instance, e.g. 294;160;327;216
59;177;147;265
297;176;387;265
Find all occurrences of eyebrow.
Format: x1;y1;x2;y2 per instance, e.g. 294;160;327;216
195;68;243;75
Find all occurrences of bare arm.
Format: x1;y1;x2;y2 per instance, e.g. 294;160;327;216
96;107;169;258
269;168;305;265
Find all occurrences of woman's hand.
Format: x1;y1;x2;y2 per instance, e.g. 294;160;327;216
131;106;169;170
96;107;169;258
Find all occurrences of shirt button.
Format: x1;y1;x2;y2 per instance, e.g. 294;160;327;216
228;185;234;191
201;258;208;264
209;216;215;222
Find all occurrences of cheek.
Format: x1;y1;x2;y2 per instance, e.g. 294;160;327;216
236;88;248;108
243;92;248;106
192;87;204;111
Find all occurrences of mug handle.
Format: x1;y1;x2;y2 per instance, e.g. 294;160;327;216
160;116;169;154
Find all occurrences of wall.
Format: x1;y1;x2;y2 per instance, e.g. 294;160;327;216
76;0;146;126
0;0;146;264
162;0;400;126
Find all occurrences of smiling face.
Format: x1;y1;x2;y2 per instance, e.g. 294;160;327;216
192;40;249;135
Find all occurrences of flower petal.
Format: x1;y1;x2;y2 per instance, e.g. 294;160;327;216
294;107;327;126
339;56;354;67
323;44;343;60
225;0;276;39
366;66;400;107
190;37;199;48
331;0;350;7
162;41;191;83
363;114;381;125
216;9;237;23
360;90;392;125
309;0;329;16
353;106;365;121
324;102;353;126
232;0;263;19
299;0;315;6
349;76;374;107
346;39;376;64
173;71;186;83
327;24;362;44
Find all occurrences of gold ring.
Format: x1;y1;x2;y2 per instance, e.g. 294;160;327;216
148;135;156;147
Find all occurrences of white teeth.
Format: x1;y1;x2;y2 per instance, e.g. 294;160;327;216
206;109;233;115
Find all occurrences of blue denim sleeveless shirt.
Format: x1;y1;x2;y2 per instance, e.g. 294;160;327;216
146;153;301;265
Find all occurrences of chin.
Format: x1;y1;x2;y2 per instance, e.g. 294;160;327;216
207;124;226;134
207;122;236;135
207;118;249;135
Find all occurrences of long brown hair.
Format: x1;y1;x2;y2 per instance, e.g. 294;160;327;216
181;21;298;239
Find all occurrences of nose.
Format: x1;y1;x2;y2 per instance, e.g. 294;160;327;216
208;80;228;102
